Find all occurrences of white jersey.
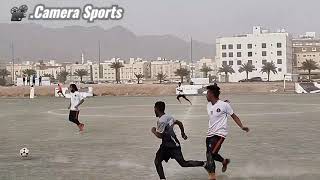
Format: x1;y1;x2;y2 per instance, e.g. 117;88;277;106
70;91;84;111
176;86;183;95
207;100;234;138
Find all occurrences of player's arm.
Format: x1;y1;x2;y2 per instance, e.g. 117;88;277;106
75;99;84;108
230;114;249;132
174;120;188;140
151;127;162;139
68;102;71;109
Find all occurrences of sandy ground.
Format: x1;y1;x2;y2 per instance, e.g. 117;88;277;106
0;82;295;97
0;94;320;180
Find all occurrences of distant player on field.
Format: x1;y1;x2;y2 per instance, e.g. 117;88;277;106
152;101;205;180
68;84;85;132
57;83;65;97
176;82;192;105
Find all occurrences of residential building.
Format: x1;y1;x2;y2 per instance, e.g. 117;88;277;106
194;58;217;78
216;26;293;82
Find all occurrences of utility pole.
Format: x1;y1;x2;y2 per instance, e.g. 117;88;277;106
11;42;15;85
98;40;101;83
190;37;194;78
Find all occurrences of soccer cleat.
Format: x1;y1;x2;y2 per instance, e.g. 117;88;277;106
222;158;230;173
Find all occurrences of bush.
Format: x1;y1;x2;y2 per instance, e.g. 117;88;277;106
0;78;6;86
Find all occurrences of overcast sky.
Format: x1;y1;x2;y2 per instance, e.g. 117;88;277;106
2;0;320;43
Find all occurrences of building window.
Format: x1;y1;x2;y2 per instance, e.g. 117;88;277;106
237;44;241;49
248;60;253;65
237;60;242;65
262;51;267;56
248;52;253;57
229;52;233;57
222;61;227;66
247;44;253;49
237;52;241;57
222;53;227;57
262;60;267;64
278;68;282;72
222;45;226;50
302;48;306;52
312;48;317;52
277;43;282;48
229;61;233;65
277;59;282;64
277;51;282;56
262;43;267;48
303;55;306;57
228;44;233;49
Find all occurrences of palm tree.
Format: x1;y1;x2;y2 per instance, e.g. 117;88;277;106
134;73;144;84
238;62;256;80
300;60;319;81
74;69;88;82
43;73;55;82
157;72;167;84
110;62;124;84
218;64;235;82
0;69;10;79
175;68;190;83
22;69;36;77
200;65;213;78
57;71;69;83
261;62;277;82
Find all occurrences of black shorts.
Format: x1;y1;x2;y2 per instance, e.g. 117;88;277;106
206;135;225;154
177;94;186;99
156;145;183;163
69;111;80;124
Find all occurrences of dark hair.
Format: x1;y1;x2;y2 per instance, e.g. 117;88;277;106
155;101;165;113
70;84;78;91
206;83;220;98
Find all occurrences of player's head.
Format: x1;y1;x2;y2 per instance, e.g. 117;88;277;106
178;82;181;86
70;84;78;93
206;83;220;101
154;101;165;117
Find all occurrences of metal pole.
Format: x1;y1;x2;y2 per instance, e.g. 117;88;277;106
11;42;15;85
190;37;193;78
98;40;101;83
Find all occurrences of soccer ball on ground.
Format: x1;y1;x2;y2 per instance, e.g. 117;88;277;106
20;148;29;157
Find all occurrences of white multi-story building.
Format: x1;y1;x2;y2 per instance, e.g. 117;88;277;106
216;26;293;82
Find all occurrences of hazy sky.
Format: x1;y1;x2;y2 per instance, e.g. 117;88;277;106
2;0;320;43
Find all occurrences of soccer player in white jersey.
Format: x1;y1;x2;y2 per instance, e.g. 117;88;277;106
68;84;85;131
152;101;205;180
176;82;192;105
204;84;249;180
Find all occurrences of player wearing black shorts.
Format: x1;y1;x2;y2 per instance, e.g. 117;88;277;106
176;82;192;105
151;101;204;180
68;84;85;131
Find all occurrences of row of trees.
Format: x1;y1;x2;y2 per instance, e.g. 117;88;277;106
219;60;320;82
1;59;319;85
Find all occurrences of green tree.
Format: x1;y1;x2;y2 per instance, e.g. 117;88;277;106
22;69;36;77
110;62;124;84
238;62;256;80
0;69;10;79
74;69;88;82
218;64;235;82
174;68;190;83
300;60;319;81
261;62;277;82
157;72;167;84
134;73;144;84
43;73;55;82
57;71;69;84
200;65;213;78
